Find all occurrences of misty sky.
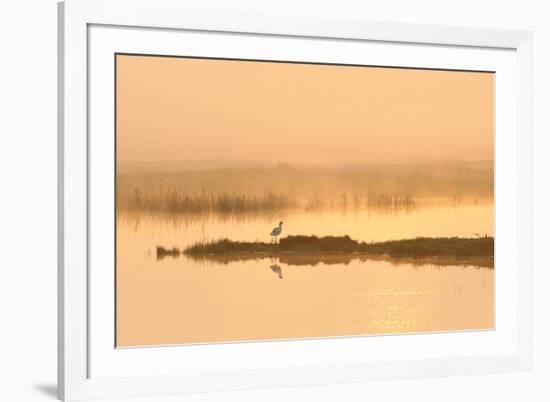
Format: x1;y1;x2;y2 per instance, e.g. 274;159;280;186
116;55;494;164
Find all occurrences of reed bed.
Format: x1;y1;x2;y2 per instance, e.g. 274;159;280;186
117;162;493;215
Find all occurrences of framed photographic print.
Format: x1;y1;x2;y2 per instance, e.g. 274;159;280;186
58;0;533;400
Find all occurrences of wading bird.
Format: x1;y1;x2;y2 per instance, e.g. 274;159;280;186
270;221;283;243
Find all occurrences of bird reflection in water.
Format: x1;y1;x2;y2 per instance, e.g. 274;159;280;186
270;264;283;279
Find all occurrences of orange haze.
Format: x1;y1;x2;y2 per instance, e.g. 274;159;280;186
116;55;494;164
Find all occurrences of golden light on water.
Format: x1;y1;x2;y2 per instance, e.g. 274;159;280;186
116;206;494;347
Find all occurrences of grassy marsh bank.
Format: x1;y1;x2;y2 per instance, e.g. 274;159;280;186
157;235;494;267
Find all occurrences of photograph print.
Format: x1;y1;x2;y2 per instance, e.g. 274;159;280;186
115;54;494;347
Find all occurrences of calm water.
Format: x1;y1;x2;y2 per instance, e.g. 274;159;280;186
116;204;494;347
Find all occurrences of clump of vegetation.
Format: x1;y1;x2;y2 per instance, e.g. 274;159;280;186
181;239;274;255
156;246;181;259
278;235;359;253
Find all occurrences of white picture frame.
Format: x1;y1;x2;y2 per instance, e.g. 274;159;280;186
58;0;533;400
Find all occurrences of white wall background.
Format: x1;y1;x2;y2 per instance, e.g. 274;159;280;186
0;0;548;401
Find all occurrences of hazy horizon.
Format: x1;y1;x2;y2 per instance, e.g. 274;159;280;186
117;158;495;175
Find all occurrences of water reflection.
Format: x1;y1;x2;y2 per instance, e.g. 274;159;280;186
119;202;494;244
270;264;283;279
181;253;493;268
